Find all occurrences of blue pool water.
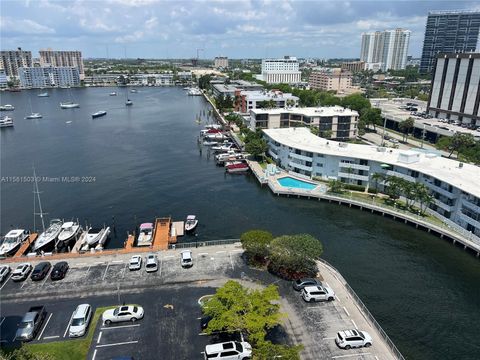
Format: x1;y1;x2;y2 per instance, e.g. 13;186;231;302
277;176;317;190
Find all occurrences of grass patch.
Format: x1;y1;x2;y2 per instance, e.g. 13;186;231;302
24;306;114;360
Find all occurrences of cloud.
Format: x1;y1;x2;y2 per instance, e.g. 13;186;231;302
0;16;55;35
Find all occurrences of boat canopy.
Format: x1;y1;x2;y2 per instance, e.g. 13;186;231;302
186;215;196;220
139;223;153;230
62;222;75;228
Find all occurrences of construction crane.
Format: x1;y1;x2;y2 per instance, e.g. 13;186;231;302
191;48;204;67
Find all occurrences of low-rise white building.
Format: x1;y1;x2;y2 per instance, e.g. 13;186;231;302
261;56;302;84
263;127;480;237
250;106;359;140
234;89;299;113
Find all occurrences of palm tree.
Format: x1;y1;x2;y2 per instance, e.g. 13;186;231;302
370;172;385;191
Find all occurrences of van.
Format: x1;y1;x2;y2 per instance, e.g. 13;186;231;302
69;304;92;337
204;341;252;359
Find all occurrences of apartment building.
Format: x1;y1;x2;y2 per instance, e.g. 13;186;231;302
420;10;480;74
341;61;365;73
39;50;85;80
309;68;359;94
250;106;359;140
19;66;80;88
0;49;32;79
427;53;480;126
234;89;299;113
261;56;302;84
212;80;263;98
263;127;480;237
214;56;229;69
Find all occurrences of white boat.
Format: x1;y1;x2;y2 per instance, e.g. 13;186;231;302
187;88;202;96
211;143;235;152
60;102;80;109
130;89;138;93
109;92;117;96
203;140;220;146
206;133;228;141
0;116;14;128
137;223;153;246
204;124;222;130
185;215;198;232
0;229;30;256
37;92;49;97
92;110;107;118
126;99;133;106
25;113;43;120
0;104;15;111
85;226;110;246
57;221;82;244
33;219;63;251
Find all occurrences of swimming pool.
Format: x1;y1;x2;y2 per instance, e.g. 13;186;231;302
277;176;317;190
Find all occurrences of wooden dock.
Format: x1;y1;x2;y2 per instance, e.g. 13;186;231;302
152;217;174;250
13;233;37;258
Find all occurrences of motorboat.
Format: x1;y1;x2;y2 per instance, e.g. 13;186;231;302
25;113;43;120
137;223;153;246
60;102;80;109
33;219;63;252
203;140;220;146
215;151;244;165
0;116;14;128
187;88;202;96
200;128;222;137
37;92;49;97
211;143;235;152
92;110;107;118
57;221;82;244
130;89;138;93
204;124;222;130
0;229;30;256
185;215;198;232
85;226;110;246
125;99;133;106
109;92;117;96
0;104;15;111
226;162;249;173
205;133;228;141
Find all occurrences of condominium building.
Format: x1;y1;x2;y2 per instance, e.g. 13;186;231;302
261;56;302;84
263;127;480;237
39;50;85;80
360;29;411;71
249;106;359;140
214;56;229;69
341;61;365;73
212;80;263;98
0;49;33;79
234;89;299;113
427;53;480;126
0;71;7;88
420;10;480;74
19;66;80;88
309;68;357;94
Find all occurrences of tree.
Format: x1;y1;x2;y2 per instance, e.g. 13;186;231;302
202;281;283;345
245;138;268;160
328;179;344;194
341;93;371;113
254;340;302;360
398;117;415;142
384;175;404;200
370;172;385;191
240;230;273;265
319;129;333;139
415;183;434;215
435;133;476;158
1;347;55;360
360;107;382;131
198;74;212;90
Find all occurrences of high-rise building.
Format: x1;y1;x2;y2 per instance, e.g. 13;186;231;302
360;29;411;71
261;56;301;84
214;56;229;69
427;53;480;126
19;66;80;88
39;50;84;80
420;10;480;74
0;49;33;79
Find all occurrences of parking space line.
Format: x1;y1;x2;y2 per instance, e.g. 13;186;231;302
159;257;163;277
83;265;91;278
198;252;208;256
350;319;357;328
41;274;49;287
95;262;104;265
102;264;110;281
215;250;226;254
97;331;102;344
38;313;53;339
111;260;123;264
96;340;138;348
343;306;350;317
121;263;128;279
100;324;140;330
43;335;60;340
76;263;87;266
0;317;5;327
0;274;12;290
322;337;336;340
230;249;243;253
92;349;97;360
229;253;234;270
331;352;371;359
63;312;74;337
21;280;28;289
164;255;174;259
211;257;216;271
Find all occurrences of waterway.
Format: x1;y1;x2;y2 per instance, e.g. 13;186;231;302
1;87;479;359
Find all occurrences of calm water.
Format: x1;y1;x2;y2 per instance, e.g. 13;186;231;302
1;87;479;359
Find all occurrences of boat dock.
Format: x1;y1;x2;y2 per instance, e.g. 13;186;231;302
13;233;37;258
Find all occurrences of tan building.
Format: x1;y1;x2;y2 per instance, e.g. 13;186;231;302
214;56;229;69
0;49;32;79
39;50;84;80
341;61;365;73
309;68;359;94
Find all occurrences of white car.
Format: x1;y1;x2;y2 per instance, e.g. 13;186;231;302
301;285;335;302
180;250;193;268
0;265;11;282
69;304;92;338
11;263;32;282
129;255;142;271
335;329;372;349
204;341;252;360
102;305;144;325
145;254;158;272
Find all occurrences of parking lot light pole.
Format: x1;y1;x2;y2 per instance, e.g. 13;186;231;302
381;115;387;146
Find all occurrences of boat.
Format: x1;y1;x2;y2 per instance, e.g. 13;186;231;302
33;219;63;252
109;92;117;96
0;116;14;128
0;104;15;111
57;221;82;244
38;92;49;97
211;143;235;152
130;89;138;93
185;215;198;232
92;110;107;118
226;162;249;173
205;124;222;130
25;113;43;120
85;226;110;246
137;223;153;246
203;140;220;146
205;133;228;141
0;229;30;256
187;88;202;96
60;102;80;109
125;99;133;106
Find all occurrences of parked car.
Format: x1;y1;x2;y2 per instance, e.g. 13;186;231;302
145;254;158;272
204;341;252;360
129;255;142;271
11;263;32;282
50;261;69;281
0;265;11;282
30;262;52;281
180;250;193;268
69;304;92;337
301;285;335;302
102;305;144;325
335;329;372;349
15;306;47;341
292;278;323;291
200;315;212;331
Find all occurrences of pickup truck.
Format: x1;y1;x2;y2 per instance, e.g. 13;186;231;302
15;306;47;341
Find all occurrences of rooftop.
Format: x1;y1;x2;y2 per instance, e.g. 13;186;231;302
263;127;480;198
240;90;298;101
252;105;358;117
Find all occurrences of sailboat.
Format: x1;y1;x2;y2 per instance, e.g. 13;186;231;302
60;88;79;109
25;96;42;119
125;87;133;106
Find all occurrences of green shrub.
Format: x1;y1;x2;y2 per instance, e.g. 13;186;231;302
367;188;378;194
344;184;366;192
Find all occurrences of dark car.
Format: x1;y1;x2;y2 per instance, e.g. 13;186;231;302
200;315;212;331
292;278;323;291
30;262;51;281
50;261;69;281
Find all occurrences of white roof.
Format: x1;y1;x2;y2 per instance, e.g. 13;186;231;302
5;229;25;237
263;128;480;198
241;90;298;101
62;222;74;228
252;106;358;117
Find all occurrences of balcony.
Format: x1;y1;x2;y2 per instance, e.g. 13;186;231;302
340;162;370;171
289;152;313;162
268;149;278;160
462;198;480;214
459;213;480;230
433;198;453;212
289;161;313;172
425;182;456;199
337;172;369;182
386;170;415;182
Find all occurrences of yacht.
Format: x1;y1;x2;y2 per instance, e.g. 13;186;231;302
211;143;235;152
85;226;110;246
130;89;138;93
25;113;43;120
0;229;30;256
33;219;63;252
0;104;15;111
184;215;198;232
37;92;49;97
187;88;202;96
60;102;80;109
92;110;107;118
137;223;153;246
125;99;133;106
57;221;82;245
0;116;14;128
109;92;117;96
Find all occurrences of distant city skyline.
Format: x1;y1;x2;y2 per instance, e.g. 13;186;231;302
1;0;479;59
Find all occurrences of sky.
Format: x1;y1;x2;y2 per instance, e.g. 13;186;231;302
1;0;479;59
